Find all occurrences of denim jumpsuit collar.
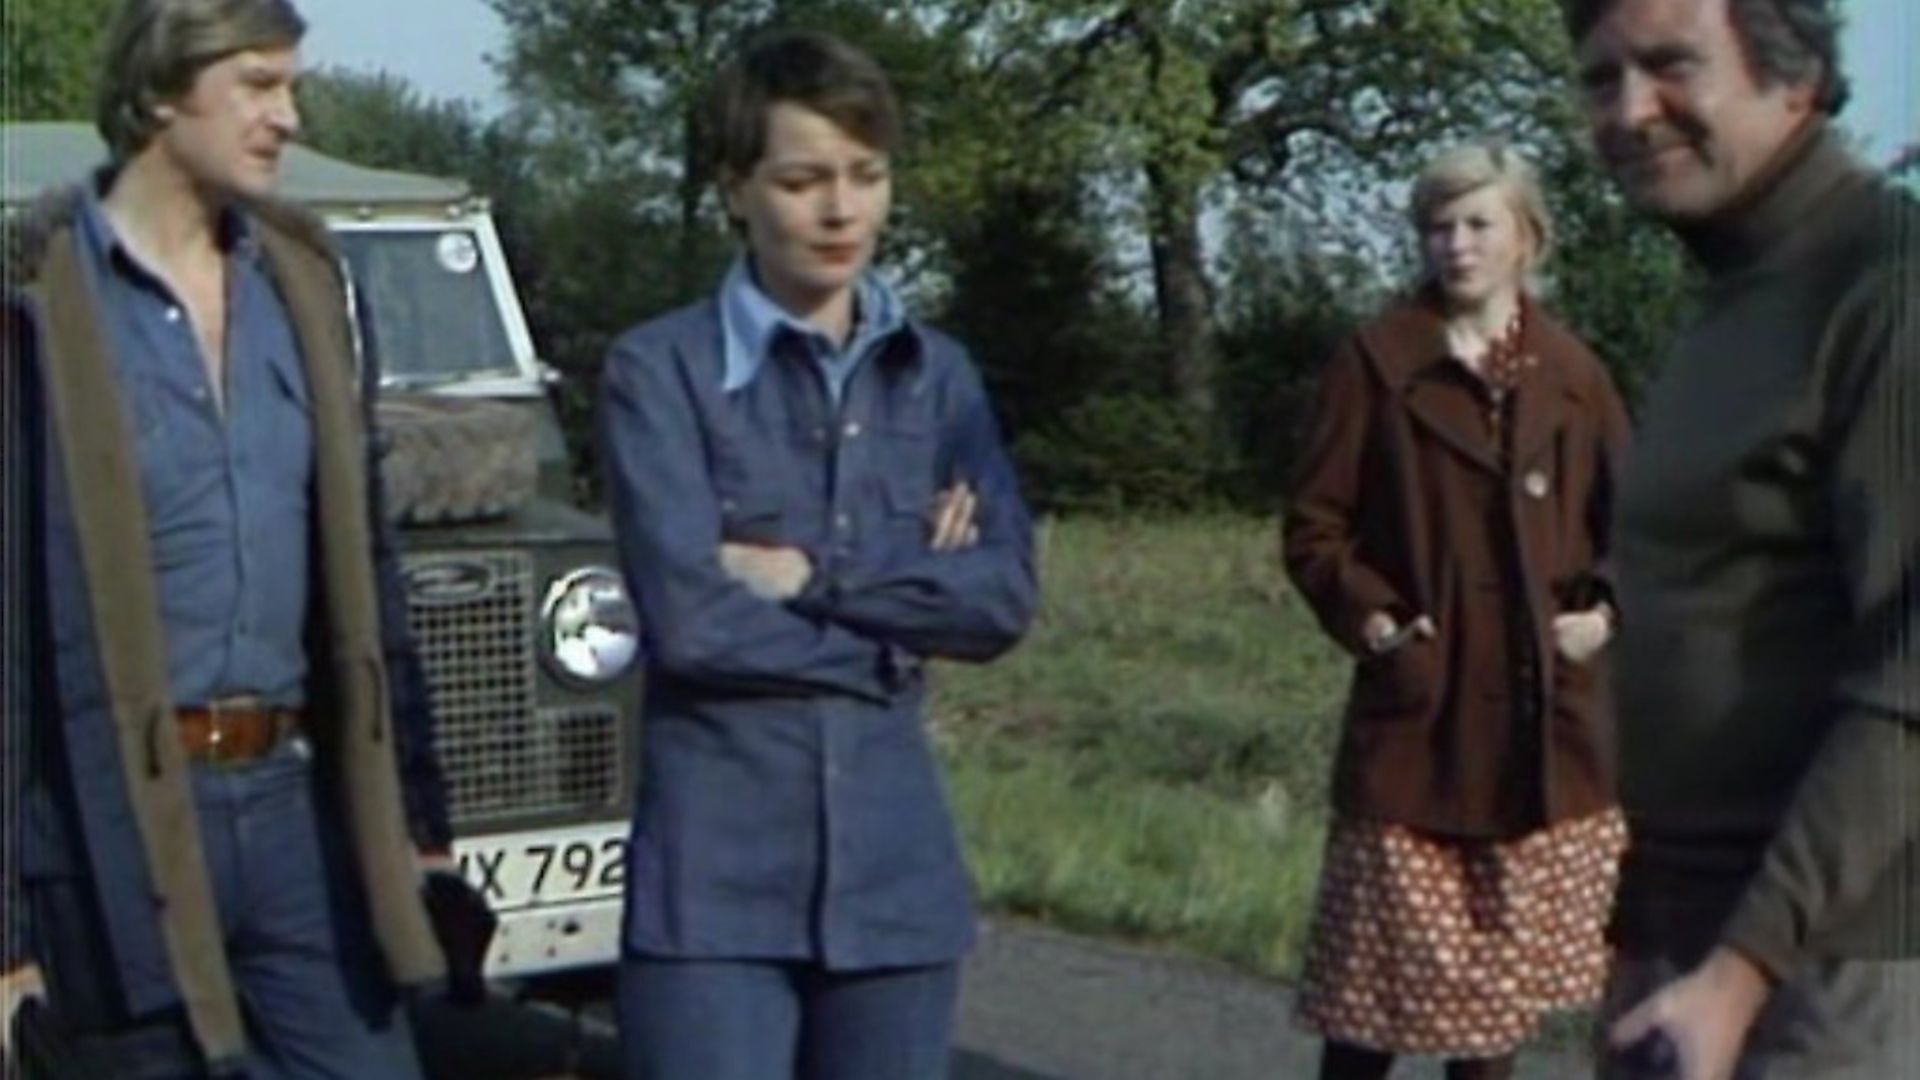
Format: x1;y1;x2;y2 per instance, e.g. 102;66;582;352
719;256;912;398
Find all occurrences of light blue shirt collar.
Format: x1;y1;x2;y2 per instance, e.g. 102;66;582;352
719;256;907;399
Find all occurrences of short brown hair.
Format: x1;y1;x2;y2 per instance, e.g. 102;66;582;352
705;29;901;181
1561;0;1848;115
96;0;307;161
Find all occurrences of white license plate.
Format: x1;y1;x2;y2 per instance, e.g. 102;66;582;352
452;821;629;912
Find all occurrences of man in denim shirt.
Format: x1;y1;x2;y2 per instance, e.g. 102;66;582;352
598;30;1038;1080
3;1;454;1075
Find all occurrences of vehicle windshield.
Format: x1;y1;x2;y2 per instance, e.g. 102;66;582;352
335;228;521;386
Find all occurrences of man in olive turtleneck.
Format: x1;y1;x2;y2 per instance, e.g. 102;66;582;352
1565;0;1918;1077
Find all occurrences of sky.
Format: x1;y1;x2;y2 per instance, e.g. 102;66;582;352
303;0;1915;163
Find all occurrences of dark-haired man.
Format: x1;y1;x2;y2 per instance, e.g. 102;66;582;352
1563;0;1918;1076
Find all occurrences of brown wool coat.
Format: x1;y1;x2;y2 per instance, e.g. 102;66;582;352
1283;295;1630;839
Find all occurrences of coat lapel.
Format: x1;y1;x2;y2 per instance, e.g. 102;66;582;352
1401;375;1502;474
1362;295;1585;476
255;227;445;985
1509;316;1581;470
1360;300;1502;475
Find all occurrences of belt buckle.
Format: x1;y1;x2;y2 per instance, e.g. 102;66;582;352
203;695;261;767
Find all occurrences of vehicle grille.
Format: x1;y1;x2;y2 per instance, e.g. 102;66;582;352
403;549;622;824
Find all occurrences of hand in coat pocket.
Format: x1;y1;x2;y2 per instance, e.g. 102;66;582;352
1553;606;1613;664
1354;612;1440;715
1363;611;1436;656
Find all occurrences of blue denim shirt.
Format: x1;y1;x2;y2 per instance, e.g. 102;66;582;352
599;285;1037;969
73;191;314;707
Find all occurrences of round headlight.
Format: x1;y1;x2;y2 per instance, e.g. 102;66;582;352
540;567;641;686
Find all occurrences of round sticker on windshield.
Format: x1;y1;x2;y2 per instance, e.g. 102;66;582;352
436;232;479;275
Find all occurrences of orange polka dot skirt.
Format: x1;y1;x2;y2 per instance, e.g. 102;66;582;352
1296;808;1627;1058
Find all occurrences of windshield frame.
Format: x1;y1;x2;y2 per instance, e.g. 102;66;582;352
328;209;546;398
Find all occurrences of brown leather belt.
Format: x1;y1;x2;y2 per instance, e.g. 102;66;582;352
176;699;305;766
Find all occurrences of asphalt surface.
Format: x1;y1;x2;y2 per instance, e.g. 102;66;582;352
421;918;1595;1079
953;919;1593;1079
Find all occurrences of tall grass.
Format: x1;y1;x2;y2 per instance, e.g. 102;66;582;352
931;514;1353;979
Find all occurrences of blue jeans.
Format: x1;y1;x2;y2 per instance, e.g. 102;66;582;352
617;956;959;1079
31;738;421;1079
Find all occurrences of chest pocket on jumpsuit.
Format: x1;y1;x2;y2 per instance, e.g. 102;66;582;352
872;401;943;552
707;404;790;547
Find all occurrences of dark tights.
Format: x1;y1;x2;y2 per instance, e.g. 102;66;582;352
1319;1041;1393;1080
1318;1040;1516;1080
1446;1056;1517;1080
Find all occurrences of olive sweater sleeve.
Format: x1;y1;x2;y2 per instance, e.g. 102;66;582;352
1719;256;1920;980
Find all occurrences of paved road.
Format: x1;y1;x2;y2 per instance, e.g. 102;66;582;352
954;919;1593;1079
423;918;1594;1079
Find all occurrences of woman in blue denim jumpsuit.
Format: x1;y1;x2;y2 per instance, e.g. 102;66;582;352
596;30;1039;1080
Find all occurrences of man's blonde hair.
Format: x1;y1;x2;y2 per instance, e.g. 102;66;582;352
1410;140;1555;277
96;0;306;161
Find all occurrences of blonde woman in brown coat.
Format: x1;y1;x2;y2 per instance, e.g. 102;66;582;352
1283;142;1631;1080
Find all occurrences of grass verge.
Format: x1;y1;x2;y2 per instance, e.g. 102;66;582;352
944;747;1325;977
930;514;1352;980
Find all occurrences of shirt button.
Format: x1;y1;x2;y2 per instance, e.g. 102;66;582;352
843;421;862;439
164;306;183;323
812;425;829;444
835;513;852;532
1523;470;1550;499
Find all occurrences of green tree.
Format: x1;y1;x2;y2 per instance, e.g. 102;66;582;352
1536;144;1692;406
936;172;1177;510
489;0;985;305
969;0;1586;435
2;0;114;121
1210;199;1372;506
297;68;495;180
476;0;1694;509
489;0;782;302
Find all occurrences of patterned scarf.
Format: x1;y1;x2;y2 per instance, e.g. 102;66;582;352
1462;299;1529;445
